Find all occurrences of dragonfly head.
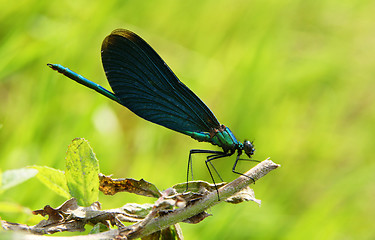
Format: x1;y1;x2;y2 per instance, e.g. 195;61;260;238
243;140;255;158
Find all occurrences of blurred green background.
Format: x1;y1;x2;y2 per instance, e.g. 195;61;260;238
1;0;374;239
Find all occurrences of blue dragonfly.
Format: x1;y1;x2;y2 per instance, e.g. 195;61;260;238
48;29;255;199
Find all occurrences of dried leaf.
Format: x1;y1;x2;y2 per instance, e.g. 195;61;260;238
2;199;86;235
182;211;211;224
121;203;153;218
225;187;261;205
162;190;204;208
169;181;227;207
32;198;79;223
5;198;127;235
140;224;183;240
99;174;161;198
172;181;226;194
30;198;99;234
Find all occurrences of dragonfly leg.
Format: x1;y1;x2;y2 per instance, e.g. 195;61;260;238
205;155;224;182
237;158;260;163
187;150;199;188
232;154;256;183
204;152;232;201
186;149;226;193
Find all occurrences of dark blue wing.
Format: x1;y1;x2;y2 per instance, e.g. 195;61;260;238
101;29;221;134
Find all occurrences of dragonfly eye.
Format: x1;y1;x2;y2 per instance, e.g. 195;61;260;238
243;140;255;157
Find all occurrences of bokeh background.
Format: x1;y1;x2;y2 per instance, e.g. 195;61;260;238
1;0;374;239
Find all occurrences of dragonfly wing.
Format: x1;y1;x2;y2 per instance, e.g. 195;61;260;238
101;29;221;134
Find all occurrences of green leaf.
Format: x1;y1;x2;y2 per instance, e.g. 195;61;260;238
0;168;38;192
31;166;70;199
65;138;100;206
89;223;109;234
